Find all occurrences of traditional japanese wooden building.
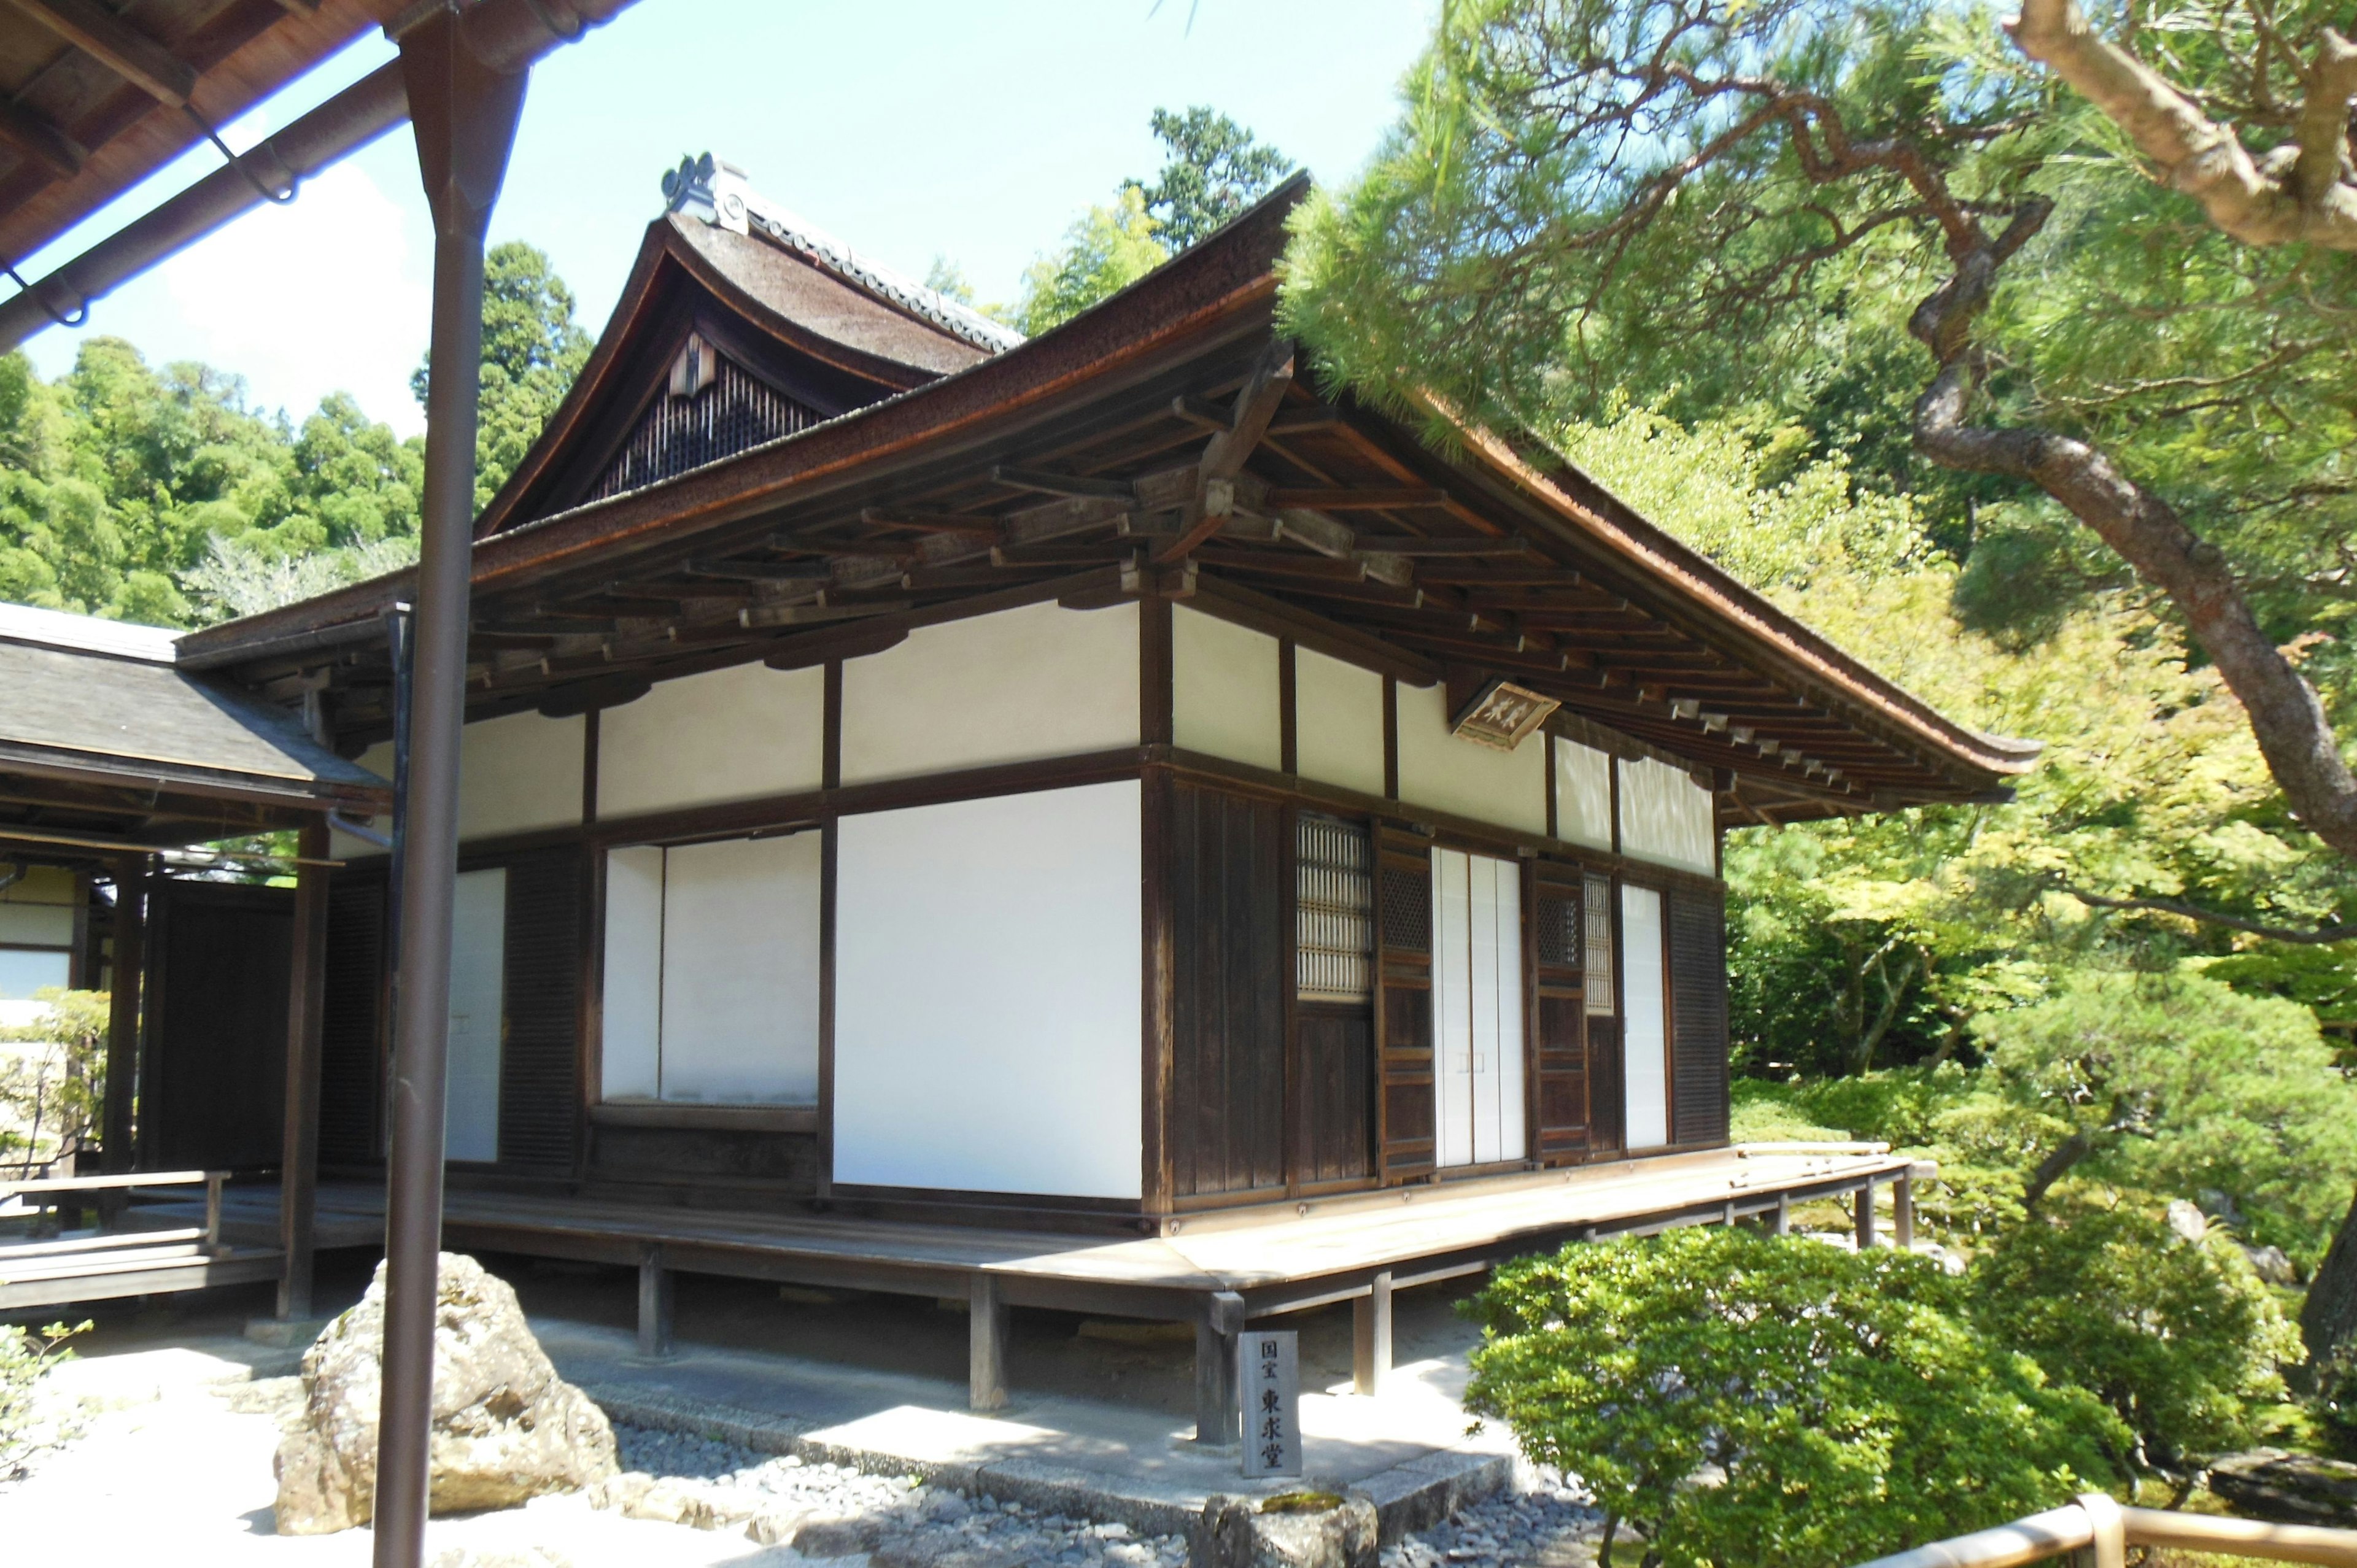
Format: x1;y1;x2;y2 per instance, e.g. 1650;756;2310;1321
128;156;2028;1421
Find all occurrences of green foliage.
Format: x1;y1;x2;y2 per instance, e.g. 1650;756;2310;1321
2314;1340;2357;1459
1013;105;1288;335
412;241;590;514
1013;187;1169;337
1464;1228;2126;1568
0;1319;85;1480
1969;1202;2305;1467
1130;106;1291;250
0;988;110;1171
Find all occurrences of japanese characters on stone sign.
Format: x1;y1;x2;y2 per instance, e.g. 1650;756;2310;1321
1237;1328;1302;1478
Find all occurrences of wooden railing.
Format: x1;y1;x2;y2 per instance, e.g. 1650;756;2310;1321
0;1168;226;1249
1852;1493;2357;1568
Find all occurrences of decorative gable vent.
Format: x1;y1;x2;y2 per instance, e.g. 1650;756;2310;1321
589;333;821;503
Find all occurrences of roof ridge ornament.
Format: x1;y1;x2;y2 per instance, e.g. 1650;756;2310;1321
658;150;1025;356
660;151;749;234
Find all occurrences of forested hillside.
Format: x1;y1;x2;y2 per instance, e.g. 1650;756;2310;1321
0;241;585;627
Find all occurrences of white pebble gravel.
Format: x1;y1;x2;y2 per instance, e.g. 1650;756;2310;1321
1379;1470;1603;1568
613;1424;1193;1567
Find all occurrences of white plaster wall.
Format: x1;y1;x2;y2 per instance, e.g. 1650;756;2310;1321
328;740;394;862
598;845;665;1101
444;867;506;1164
1395;682;1547;835
1554;739;1612;849
459;711;583;844
599;662;824;819
840;600;1138;785
1172;605;1280;771
1621;883;1669;1151
1295;647;1385;797
834;781;1143;1198
1618;756;1717;874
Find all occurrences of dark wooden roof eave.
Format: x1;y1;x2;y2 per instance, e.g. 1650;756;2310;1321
175;170;2028;812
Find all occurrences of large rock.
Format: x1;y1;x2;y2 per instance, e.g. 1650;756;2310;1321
2207;1448;2357;1528
1193;1491;1378;1568
273;1252;618;1534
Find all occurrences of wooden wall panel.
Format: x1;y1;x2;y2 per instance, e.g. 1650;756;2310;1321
318;873;385;1168
1169;781;1287;1198
1294;1006;1372;1186
1669;884;1732;1146
1374;826;1436;1183
1530;862;1590;1161
500;849;584;1172
142;881;292;1172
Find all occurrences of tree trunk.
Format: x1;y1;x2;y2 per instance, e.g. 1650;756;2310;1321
1908;234;2357;861
2303;1186;2357;1365
2021;1129;2093;1213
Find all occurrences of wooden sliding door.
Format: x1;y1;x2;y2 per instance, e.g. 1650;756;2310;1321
1530;862;1591;1161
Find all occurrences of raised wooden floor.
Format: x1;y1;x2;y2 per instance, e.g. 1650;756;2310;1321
102;1144;1924;1437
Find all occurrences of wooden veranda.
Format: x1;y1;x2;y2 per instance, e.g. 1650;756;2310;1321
106;1141;1926;1441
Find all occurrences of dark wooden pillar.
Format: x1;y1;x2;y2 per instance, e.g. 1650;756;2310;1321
637;1249;674;1359
1856;1181;1879;1249
374;12;527;1568
277;818;331;1318
969;1272;1007;1412
100;855;149;1173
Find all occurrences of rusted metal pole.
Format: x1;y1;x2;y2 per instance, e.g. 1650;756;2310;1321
277;816;331;1319
370;8;525;1565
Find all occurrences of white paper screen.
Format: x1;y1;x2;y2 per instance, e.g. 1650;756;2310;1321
1621;883;1670;1150
444;868;506;1164
1431;848;1526;1168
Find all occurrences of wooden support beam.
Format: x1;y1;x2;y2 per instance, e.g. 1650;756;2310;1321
1894;1173;1914;1251
969;1272;1008;1413
6;0;198;106
276;819;329;1321
100;855;147;1172
1352;1270;1392;1397
859;508;1002;539
1266;487;1448;511
993;463;1134;501
0;99;83;177
1774;1192;1791;1236
1349;536;1533;558
637;1251;674;1358
1855;1182;1879;1249
1158;339;1295;565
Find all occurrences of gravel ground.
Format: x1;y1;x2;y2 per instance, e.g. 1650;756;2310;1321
614;1423;1608;1568
612;1423;1193;1566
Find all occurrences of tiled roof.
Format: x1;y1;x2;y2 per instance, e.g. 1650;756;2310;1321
660;153;1025;356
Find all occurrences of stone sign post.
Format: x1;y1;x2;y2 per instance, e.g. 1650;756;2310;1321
1238;1328;1302;1479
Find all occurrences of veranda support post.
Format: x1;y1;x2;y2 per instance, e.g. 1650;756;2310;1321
371;10;526;1567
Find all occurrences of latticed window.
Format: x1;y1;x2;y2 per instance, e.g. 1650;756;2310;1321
1584;871;1616;1015
589;347;821;503
1296;813;1373;1003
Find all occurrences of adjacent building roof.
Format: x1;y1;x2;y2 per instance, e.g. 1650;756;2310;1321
177;168;2036;828
0;602;387;861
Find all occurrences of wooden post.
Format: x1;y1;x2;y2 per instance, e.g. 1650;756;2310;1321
636;1249;673;1359
277;817;331;1319
1773;1192;1791;1236
1894;1172;1915;1251
1196;1289;1245;1445
969;1272;1008;1413
100;855;148;1173
1352;1270;1393;1397
1856;1181;1879;1249
204;1170;222;1248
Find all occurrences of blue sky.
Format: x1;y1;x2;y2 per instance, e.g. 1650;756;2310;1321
13;0;1435;438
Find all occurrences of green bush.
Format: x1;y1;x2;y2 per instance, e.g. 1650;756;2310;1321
1463;1228;2125;1568
1968;1203;2303;1472
2313;1342;2357;1459
0;1319;85;1480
